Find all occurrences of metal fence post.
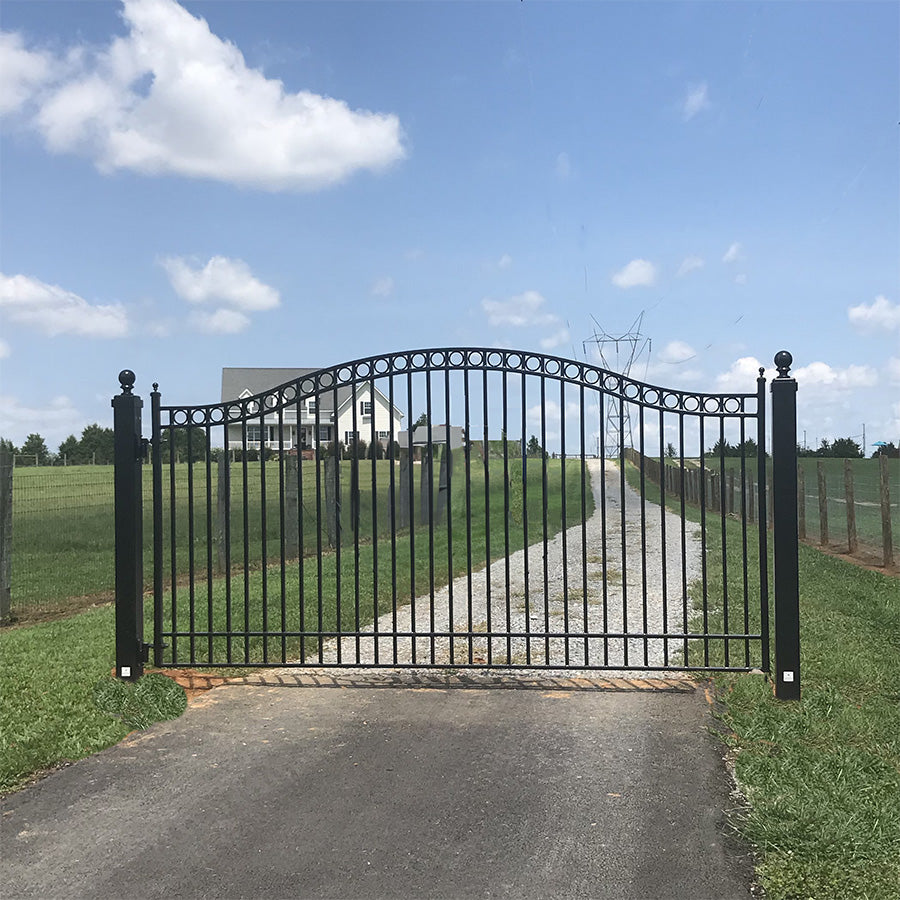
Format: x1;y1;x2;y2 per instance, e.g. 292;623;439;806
113;370;145;681
0;448;12;624
770;351;800;700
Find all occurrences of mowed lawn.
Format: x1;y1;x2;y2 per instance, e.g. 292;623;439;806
10;454;594;622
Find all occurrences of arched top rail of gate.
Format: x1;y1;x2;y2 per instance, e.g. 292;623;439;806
157;347;762;428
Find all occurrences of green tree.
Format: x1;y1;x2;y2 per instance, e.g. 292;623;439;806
830;437;863;458
58;434;80;463
21;433;50;465
158;426;208;463
871;442;899;459
526;435;544;458
79;424;115;464
665;442;677;459
706;439;734;458
0;437;17;458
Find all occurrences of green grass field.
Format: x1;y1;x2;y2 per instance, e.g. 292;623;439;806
9;453;592;622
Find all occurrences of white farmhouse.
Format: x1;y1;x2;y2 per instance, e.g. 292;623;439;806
221;367;404;454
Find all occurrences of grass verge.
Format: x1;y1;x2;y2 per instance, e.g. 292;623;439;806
1;606;185;793
625;459;900;898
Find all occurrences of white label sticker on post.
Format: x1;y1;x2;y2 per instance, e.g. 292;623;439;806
782;671;794;682
120;666;131;678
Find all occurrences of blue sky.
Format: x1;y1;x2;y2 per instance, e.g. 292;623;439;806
1;0;898;453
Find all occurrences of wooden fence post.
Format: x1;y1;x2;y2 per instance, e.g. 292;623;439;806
398;451;410;529
844;459;857;555
324;455;340;548
435;445;452;525
419;447;432;525
797;464;806;540
880;453;894;569
284;459;299;559
817;460;828;546
0;449;11;624
216;452;230;573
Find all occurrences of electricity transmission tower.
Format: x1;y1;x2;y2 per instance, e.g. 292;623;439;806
582;312;651;455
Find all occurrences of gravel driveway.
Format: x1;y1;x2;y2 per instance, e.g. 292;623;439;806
322;459;702;671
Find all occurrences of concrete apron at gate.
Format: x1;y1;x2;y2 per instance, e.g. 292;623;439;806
318;458;703;671
1;677;755;900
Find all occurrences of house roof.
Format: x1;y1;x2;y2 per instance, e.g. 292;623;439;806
221;368;402;419
221;368;318;402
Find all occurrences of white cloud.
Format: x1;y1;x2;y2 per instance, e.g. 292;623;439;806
0;339;9;359
189;308;250;334
676;256;704;277
734;273;747;285
0;32;57;115
611;259;657;289
658;340;696;364
0;272;129;338
0;394;84;448
848;294;900;333
482;290;558;327
681;82;710;121
540;328;570;350
497;253;512;270
722;242;742;264
555;151;571;179
371;276;394;298
793;361;878;391
716;355;877;396
715;357;771;392
161;256;279;311
5;0;405;191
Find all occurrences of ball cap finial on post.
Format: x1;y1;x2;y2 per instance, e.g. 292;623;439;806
774;351;793;378
118;370;136;394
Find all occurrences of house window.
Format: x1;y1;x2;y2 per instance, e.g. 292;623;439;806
318;425;331;441
360;401;373;416
307;400;317;415
246;425;262;442
377;431;390;440
345;430;358;445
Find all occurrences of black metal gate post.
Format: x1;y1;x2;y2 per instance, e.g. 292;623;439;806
771;351;801;700
113;370;145;681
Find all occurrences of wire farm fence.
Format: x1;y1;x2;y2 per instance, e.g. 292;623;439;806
627;450;898;571
1;460;333;622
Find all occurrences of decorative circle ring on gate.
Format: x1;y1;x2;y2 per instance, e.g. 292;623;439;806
684;395;701;412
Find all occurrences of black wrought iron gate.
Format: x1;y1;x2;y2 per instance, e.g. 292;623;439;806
113;349;801;698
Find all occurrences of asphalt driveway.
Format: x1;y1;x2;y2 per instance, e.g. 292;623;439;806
2;674;755;900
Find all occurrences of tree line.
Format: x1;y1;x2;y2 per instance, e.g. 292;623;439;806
0;425;116;466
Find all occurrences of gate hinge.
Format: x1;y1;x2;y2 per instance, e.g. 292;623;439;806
139;437;150;461
141;641;152;662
